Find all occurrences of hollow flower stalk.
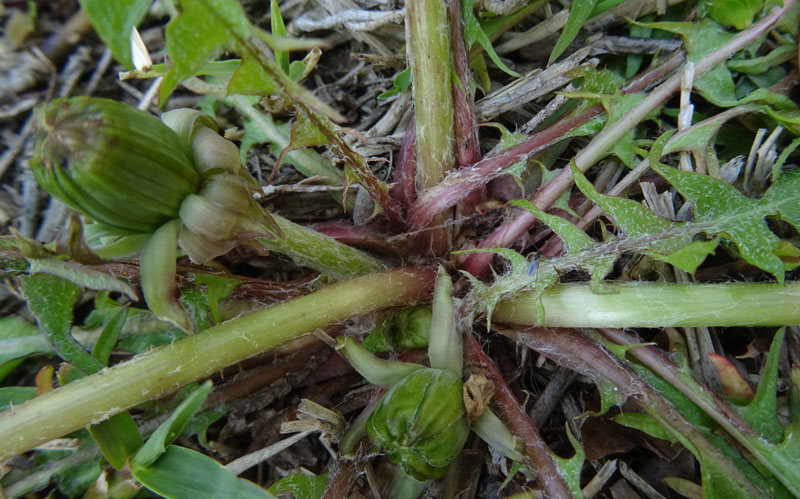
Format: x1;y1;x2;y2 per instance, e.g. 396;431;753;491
30;97;278;331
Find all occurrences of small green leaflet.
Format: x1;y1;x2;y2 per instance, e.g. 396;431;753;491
511;199;616;291
78;0;151;69
727;44;797;74
196;273;242;324
161;0;341;122
89;412;143;470
378;67;411;99
267;473;328;499
134;446;274;499
270;0;290;74
132;381;213;468
549;0;598;65
698;0;763;30
463;0;519;77
91;306;127;366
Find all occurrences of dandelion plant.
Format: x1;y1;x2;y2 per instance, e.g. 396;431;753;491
2;0;800;497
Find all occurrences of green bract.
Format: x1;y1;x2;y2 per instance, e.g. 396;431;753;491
366;368;470;480
30;97;276;331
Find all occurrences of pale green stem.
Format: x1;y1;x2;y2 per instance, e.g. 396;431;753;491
258;213;385;279
407;0;457;254
0;268;434;462
494;282;800;328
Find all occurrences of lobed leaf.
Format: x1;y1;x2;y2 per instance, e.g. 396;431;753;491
652;164;800;281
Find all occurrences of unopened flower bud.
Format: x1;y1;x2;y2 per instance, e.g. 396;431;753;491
30;97;199;234
366;368;469;480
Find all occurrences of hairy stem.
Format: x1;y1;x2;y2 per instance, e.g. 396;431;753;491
258;213;385;279
0;268;435;462
494;282;800;328
407;0;457;254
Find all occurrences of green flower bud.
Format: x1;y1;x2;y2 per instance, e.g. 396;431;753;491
363;306;432;353
30;97;200;234
30;97;280;332
390;306;432;350
366;368;470;480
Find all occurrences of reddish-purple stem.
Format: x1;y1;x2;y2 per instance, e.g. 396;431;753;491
464;333;573;498
448;0;486;217
310;220;406;257
321;454;361;499
407;107;604;232
390;117;417;215
407;49;687;234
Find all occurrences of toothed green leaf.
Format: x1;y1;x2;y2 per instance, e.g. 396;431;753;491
651;164;799;281
455;247;558;327
378;67;411;99
511;199;616;288
614;412;678;443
